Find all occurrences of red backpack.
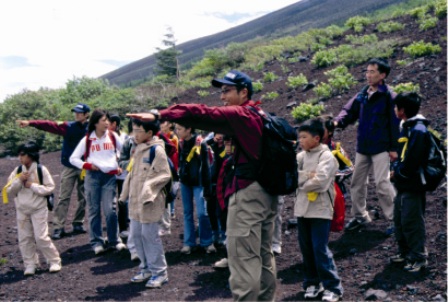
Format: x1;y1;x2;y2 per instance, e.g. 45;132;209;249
330;182;345;232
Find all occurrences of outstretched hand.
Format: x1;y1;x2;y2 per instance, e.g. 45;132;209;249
126;113;156;122
16;120;30;128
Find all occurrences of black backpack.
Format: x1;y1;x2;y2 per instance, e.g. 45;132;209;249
17;164;55;211
420;128;447;191
246;106;298;195
148;145;178;207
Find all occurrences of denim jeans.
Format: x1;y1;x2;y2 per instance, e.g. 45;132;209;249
297;217;343;296
85;171;121;249
130;219;167;277
180;183;213;247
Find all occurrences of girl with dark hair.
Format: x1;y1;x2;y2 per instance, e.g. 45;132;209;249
5;141;61;276
70;109;126;255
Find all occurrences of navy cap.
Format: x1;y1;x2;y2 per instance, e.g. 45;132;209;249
211;70;253;95
71;103;91;113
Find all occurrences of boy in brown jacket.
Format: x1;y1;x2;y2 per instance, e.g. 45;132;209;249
119;118;171;288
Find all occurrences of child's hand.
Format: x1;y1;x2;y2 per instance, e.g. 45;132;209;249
19;172;29;182
24;181;33;188
91;164;100;171
308;171;316;178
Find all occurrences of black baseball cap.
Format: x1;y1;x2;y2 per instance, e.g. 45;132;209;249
211;70;253;95
71;103;91;113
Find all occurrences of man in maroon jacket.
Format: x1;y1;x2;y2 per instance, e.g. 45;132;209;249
128;70;279;301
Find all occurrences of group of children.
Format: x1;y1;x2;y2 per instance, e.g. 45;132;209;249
4;91;431;300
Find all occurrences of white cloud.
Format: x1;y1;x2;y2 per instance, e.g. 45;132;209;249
0;0;299;102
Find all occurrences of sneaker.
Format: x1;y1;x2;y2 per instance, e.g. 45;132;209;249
94;245;105;255
404;259;428;272
205;244;216;254
180;246;191;255
72;224;86;234
304;283;324;299
272;244;282;255
158;229;171;236
131;271;152;283
49;263;61;273
385;225;395;237
344;217;369;231
213;258;229;268
145;274;168;288
322;290;341;302
24;266;35;276
114;243;127;251
390;253;406;263
130;252;140;262
51;228;65;240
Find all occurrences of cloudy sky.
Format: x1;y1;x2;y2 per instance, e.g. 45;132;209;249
0;0;299;102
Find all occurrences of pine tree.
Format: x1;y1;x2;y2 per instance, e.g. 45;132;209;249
155;27;182;82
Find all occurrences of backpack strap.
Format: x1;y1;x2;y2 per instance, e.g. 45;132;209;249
36;164;43;185
149;145;157;165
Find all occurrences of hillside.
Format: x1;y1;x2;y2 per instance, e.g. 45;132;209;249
100;0;403;86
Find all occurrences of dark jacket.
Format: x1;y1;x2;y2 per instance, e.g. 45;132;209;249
393;115;430;192
29;120;88;169
335;84;400;155
178;134;211;195
206;138;227;185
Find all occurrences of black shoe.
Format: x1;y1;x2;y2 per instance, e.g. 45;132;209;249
344;218;368;231
52;228;65;240
72;224;86;234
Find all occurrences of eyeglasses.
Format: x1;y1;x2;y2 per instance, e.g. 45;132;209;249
221;88;236;95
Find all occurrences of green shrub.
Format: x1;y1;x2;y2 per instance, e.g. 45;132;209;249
396;59;412;66
403;40;442;58
345;16;371;32
281;64;291;74
325;65;357;93
252;81;264;93
314;83;332;99
377;21;405;33
262;91;280;101
197;90;210;98
0;258;7;266
418;16;439;30
345;34;378;44
435;0;447;18
391;82;420;94
288;57;299;63
311;49;338;68
291;103;325;123
263;72;279;83
287;74;308;89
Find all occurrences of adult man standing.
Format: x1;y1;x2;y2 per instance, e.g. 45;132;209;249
128;70;279;301
17;103;90;239
334;58;399;234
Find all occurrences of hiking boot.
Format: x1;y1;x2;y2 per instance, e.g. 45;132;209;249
322;290;341;302
49;263;61;273
131;271;152;283
404;259;428;272
272;244;282;255
304;283;324;299
213;258;229;269
205;244;216;254
180;246;191;255
145;274;168;288
94;245;105;255
344;217;369;231
119;231;129;239
72;223;86;234
390;253;406;263
52;228;65;240
24;266;36;276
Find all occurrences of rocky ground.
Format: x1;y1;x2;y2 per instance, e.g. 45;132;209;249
0;13;446;302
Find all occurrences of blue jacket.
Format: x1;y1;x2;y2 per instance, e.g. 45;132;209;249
335;84;400;155
392;115;430;192
61;121;88;168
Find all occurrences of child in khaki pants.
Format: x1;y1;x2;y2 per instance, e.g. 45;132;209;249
5;141;61;276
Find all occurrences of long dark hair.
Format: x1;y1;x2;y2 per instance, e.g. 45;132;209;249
88;109;110;134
